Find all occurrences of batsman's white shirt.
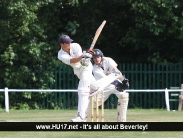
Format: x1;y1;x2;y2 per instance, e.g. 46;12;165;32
58;43;82;77
58;43;93;78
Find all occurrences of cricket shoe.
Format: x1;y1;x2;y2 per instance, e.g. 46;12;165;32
70;116;86;122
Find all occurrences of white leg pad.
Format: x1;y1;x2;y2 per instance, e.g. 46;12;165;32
117;92;129;122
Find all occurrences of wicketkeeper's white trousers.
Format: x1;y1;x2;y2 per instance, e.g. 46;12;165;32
86;84;128;121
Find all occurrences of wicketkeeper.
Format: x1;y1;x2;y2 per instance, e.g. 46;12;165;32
86;49;129;122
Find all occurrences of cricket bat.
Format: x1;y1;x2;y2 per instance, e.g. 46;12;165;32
89;20;106;50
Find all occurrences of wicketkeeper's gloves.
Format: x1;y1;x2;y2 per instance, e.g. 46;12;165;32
113;77;129;92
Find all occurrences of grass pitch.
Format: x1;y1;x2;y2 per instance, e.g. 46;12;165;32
0;109;183;138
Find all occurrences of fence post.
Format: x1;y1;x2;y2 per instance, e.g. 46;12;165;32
165;88;170;111
178;84;183;111
5;87;9;113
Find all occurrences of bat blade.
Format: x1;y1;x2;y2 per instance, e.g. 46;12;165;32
89;20;106;50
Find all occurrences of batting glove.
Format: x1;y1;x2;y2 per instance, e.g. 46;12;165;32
82;51;92;58
87;49;94;55
81;58;91;66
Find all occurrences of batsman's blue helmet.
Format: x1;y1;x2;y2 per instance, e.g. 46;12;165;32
92;49;103;58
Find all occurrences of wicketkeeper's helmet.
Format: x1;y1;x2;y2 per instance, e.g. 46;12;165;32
92;49;103;58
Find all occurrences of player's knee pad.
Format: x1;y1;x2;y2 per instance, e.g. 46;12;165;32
117;92;129;122
78;80;90;95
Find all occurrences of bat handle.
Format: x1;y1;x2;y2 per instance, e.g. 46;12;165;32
89;45;94;50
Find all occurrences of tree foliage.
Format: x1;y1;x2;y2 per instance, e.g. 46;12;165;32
0;0;183;108
0;0;57;108
123;0;183;63
0;0;55;89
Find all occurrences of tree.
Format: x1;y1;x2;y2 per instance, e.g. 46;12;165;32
122;0;183;63
0;0;56;89
0;0;58;108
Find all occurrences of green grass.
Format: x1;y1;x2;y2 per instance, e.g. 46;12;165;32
0;109;183;138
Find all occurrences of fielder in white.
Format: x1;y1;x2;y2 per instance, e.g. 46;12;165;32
57;35;95;122
86;49;129;122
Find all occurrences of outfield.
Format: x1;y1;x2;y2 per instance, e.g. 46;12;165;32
0;109;183;138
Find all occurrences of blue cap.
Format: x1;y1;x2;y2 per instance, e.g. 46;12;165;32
59;35;73;43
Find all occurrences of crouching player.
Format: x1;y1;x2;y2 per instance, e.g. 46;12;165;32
87;49;129;122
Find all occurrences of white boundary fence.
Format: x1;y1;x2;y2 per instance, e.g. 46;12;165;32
0;87;182;113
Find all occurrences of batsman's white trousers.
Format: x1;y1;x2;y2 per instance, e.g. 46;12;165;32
74;62;95;119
